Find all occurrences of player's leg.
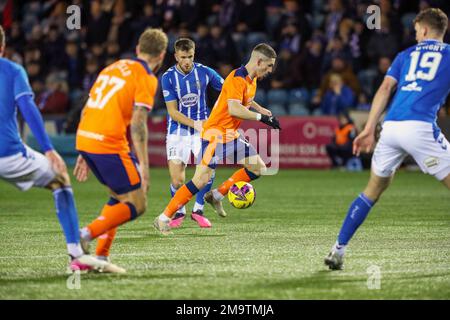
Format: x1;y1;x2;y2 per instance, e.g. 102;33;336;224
155;164;214;234
400;123;450;190
166;134;190;226
325;122;407;270
191;133;213;227
205;137;262;216
168;159;188;227
0;146;115;272
79;151;145;262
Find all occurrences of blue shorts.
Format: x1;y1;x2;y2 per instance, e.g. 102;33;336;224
196;137;257;169
79;151;141;194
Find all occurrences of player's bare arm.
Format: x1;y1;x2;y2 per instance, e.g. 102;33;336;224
250;100;272;116
228;99;281;130
131;105;149;192
166;99;203;131
228;99;260;120
354;77;397;156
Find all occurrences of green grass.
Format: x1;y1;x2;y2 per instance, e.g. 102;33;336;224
0;168;449;299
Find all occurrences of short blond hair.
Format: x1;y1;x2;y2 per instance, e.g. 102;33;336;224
138;28;168;57
0;26;5;48
253;43;277;59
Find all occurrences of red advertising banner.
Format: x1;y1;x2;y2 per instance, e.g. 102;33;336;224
147;116;338;169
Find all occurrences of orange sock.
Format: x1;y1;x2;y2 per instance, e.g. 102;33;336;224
217;168;257;196
87;202;137;239
95;227;117;257
163;181;199;218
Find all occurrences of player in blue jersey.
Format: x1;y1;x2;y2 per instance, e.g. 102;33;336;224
0;26;122;273
161;38;224;228
325;8;450;270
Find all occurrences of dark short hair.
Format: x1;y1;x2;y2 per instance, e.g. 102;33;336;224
174;38;195;52
253;43;277;59
414;8;448;36
0;26;4;48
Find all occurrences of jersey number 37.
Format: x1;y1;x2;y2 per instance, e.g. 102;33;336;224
87;75;126;109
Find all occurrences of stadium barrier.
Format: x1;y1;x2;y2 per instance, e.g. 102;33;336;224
148;116;339;169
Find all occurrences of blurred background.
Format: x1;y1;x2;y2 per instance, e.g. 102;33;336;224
1;0;449;169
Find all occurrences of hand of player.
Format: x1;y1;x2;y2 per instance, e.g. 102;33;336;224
260;114;281;130
73;155;90;182
353;129;375;156
194;120;204;132
258;107;272;117
45;150;67;175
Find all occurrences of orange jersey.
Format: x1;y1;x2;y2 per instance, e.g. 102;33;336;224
202;66;257;142
76;58;158;154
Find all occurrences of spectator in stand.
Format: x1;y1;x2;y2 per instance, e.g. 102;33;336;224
85;0;112;47
210;24;239;68
294;36;324;90
194;24;214;66
271;48;294;89
326;111;357;168
81;58;99;93
131;2;161;46
107;0;132;54
366;15;399;64
36;73;69;115
63;41;85;91
372;56;392;98
322;36;352;74
236;0;266;33
313;56;361;107
323;0;347;42
320;73;355;115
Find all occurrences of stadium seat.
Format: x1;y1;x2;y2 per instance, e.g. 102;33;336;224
270;104;288;116
357;68;377;98
289;104;309;116
288;88;310;108
267;89;288;115
267;89;288;105
254;89;267;106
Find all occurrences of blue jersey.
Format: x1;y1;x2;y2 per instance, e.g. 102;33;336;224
385;39;450;124
0;58;34;157
161;63;223;135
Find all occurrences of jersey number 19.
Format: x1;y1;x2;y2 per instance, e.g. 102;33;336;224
405;51;442;82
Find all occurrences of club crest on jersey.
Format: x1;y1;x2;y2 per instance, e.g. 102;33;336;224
181;93;199;107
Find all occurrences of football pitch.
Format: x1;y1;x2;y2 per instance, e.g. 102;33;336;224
0;168;449;300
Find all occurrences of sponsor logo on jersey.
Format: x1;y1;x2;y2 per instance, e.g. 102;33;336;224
424;157;439;168
401;81;422;92
180;93;199;107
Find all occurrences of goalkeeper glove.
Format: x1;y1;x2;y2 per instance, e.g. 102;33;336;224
259;114;281;130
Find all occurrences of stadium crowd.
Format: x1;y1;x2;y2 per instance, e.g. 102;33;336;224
0;0;449;133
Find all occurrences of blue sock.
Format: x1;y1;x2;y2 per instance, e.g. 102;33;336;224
53;187;80;245
195;172;215;208
337;193;375;246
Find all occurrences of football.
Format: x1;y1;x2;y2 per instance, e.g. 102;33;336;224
227;181;256;209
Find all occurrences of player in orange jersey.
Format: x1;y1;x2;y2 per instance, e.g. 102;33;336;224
73;28;168;269
154;43;281;234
